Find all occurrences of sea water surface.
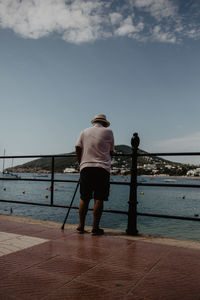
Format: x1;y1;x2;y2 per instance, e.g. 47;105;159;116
0;173;200;242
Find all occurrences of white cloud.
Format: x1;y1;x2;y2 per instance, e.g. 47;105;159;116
186;27;200;40
109;12;123;25
152;25;176;43
131;0;178;19
115;16;144;37
0;0;105;43
0;0;199;44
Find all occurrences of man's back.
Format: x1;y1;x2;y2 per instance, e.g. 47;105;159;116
76;123;114;172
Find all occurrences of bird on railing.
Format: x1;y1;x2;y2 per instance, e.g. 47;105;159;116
131;132;140;149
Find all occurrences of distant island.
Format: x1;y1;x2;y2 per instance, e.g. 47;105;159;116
7;145;199;177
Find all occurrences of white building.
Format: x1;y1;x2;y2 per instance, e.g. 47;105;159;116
63;168;77;173
187;168;200;176
143;164;156;170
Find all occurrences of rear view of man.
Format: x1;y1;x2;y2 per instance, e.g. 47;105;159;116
75;114;114;235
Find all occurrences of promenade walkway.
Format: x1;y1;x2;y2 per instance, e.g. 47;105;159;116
0;215;200;300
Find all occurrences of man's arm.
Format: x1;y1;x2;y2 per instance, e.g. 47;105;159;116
110;132;115;157
75;146;82;165
110;150;114;157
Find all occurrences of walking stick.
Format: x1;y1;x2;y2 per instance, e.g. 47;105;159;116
61;180;80;230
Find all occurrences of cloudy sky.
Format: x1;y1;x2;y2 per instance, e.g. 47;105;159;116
1;0;200;165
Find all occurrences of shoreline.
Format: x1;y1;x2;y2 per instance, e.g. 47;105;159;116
139;174;200;180
10;171;200;180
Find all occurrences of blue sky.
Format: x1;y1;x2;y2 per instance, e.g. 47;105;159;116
1;0;200;165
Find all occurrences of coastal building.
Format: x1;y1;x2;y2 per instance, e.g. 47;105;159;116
187;168;200;176
143;164;156;170
63;168;77;173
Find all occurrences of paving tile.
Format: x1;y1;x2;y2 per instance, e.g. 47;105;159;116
124;247;200;300
63;232;134;250
0;232;47;257
33;239;82;258
0;232;20;242
0;220;24;232
43;239;113;263
58;234;104;254
1;236;47;250
0;242;20;254
28;227;75;240
43;280;124;300
7;223;47;235
76;262;143;294
168;246;200;261
125;275;200;300
75;243;114;262
0;255;27;279
36;255;95;279
0;292;16;300
59;232;101;250
0;266;67;300
0;241;55;279
104;240;171;273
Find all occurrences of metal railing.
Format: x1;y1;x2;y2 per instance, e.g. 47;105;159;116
137;151;200;222
0;153;130;223
1;133;200;235
128;134;200;235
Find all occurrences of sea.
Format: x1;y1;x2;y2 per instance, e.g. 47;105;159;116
0;173;200;242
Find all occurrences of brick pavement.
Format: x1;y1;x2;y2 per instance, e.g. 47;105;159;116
0;215;200;300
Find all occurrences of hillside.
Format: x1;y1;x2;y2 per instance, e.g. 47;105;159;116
10;153;78;173
9;145;191;176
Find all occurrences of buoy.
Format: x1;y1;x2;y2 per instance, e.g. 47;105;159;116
45;194;48;198
46;187;58;191
46;187;51;191
22;190;25;194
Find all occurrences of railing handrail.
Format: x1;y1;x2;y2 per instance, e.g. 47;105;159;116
138;151;200;157
0;154;76;159
0;152;132;160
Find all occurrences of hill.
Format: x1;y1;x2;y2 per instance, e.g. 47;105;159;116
9;145;191;176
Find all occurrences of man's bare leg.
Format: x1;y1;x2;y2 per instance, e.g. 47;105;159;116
92;199;104;231
78;199;89;230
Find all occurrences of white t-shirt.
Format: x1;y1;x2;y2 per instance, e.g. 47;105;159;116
76;123;114;172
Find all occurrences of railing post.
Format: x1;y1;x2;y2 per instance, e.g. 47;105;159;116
50;156;55;206
126;132;140;235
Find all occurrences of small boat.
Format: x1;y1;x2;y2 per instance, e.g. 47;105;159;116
0;172;20;179
34;174;49;178
163;179;176;182
0;149;21;179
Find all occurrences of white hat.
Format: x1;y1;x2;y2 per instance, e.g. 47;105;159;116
91;114;110;127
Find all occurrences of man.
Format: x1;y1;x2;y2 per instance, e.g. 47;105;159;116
75;114;114;235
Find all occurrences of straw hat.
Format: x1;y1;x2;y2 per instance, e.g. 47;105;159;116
91;114;110;127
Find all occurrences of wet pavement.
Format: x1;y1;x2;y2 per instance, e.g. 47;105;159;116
0;215;200;300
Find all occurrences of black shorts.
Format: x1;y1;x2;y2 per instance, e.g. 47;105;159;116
80;167;110;201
